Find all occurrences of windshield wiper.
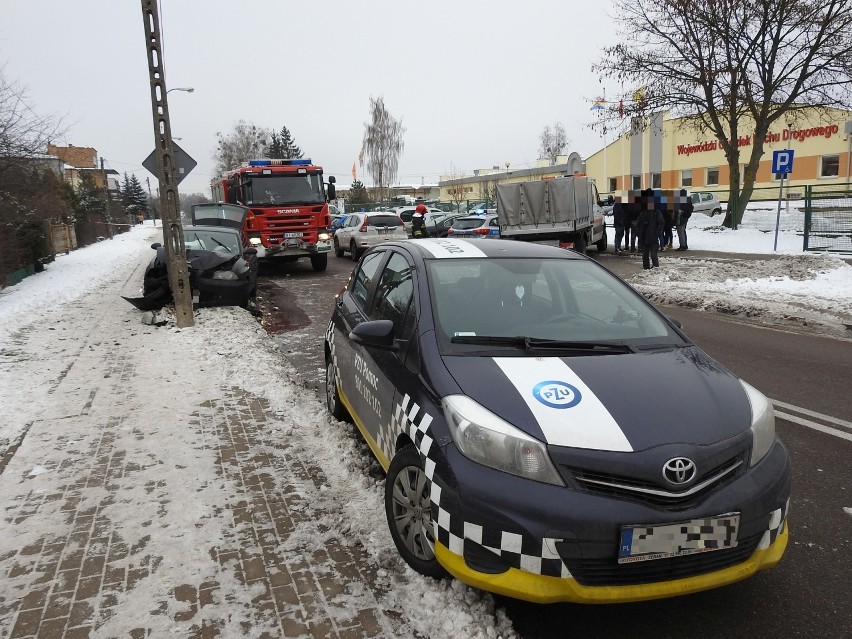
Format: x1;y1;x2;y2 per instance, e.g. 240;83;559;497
450;335;633;353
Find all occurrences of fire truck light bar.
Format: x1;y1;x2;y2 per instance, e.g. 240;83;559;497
247;158;313;167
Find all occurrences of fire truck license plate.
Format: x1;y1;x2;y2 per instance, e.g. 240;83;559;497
283;232;303;239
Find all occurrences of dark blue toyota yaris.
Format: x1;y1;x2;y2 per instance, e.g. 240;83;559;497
324;238;791;603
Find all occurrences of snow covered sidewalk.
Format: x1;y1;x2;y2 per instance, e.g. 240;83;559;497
0;226;515;639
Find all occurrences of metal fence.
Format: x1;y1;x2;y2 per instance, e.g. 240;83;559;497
804;182;852;253
342;199;492;214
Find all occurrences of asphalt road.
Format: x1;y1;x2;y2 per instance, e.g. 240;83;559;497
256;251;852;639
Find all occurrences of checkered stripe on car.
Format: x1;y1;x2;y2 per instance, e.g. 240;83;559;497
757;498;791;550
325;321;341;390
433;509;570;578
383;393;435;473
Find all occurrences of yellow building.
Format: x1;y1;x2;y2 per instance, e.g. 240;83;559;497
585;108;852;199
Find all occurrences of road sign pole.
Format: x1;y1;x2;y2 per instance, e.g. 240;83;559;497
772;146;794;252
140;0;193;327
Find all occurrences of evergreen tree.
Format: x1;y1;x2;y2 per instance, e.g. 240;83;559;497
349;179;369;205
265;126;304;159
128;174;149;216
75;172;105;218
121;172;149;219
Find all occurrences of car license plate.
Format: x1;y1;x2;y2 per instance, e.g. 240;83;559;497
617;513;740;564
284;232;303;239
377;228;389;234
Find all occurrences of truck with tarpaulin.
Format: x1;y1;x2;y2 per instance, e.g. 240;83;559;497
496;176;607;253
211;158;335;271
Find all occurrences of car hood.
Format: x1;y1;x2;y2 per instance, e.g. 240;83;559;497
440;347;751;452
185;250;238;271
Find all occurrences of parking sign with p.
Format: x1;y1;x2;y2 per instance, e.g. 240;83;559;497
772;149;795;176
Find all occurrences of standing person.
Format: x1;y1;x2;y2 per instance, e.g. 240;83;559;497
675;189;694;251
663;194;675;250
628;190;641;253
411;203;427;238
638;189;665;269
612;196;627;254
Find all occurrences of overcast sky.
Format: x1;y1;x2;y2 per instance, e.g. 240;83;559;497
2;0;615;195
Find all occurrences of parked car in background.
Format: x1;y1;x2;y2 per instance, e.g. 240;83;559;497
125;203;258;311
690;191;723;216
447;214;501;238
425;213;467;238
330;213;349;231
333;212;408;261
394;205;446;235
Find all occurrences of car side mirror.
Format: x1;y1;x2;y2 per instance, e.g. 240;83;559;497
349;319;398;350
243;247;258;255
151;242;162;250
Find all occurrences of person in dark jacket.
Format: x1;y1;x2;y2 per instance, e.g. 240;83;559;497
411;203;427;238
612;196;627;254
638;189;665;269
627;190;641;252
675;190;693;251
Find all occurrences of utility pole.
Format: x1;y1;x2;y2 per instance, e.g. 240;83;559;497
140;0;193;327
100;157;114;239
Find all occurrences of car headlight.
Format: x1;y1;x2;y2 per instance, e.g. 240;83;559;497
442;395;564;486
740;380;776;466
212;270;239;280
318;232;331;241
249;236;262;246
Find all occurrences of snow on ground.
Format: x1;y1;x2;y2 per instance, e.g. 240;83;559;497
607;205;852;338
0;205;850;636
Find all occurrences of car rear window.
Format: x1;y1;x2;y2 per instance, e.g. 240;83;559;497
452;218;486;230
367;214;402;228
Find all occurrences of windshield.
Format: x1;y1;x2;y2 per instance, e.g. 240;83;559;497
365;214;402;228
244;173;325;206
426;258;682;351
183;229;241;254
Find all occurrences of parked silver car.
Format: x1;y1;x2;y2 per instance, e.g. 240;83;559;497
334;212;408;260
690;191;723;216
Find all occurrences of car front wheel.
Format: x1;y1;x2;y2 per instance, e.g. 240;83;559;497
334;237;344;257
385;444;448;578
350;240;361;262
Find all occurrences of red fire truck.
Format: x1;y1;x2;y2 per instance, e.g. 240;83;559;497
211;158;335;271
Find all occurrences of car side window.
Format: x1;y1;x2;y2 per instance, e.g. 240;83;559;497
370;252;415;339
350;251;384;309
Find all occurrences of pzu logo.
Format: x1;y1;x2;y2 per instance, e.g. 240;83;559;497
532;381;581;409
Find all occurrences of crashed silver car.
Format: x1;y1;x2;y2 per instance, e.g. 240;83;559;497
125;203;258;311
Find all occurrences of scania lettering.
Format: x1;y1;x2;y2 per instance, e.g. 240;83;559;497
211;158;335;272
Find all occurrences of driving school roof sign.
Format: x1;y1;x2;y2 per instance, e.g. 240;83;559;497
142;141;197;185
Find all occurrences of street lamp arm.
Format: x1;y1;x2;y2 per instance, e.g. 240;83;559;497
167;87;194;94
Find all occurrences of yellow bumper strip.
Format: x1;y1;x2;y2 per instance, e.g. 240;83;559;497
435;523;788;604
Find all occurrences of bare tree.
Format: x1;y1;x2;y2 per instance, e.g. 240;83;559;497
361;96;405;204
213;120;270;176
539;123;569;165
0;67;65;176
445;164;468;212
595;0;852;227
478;179;498;207
0;68;69;283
